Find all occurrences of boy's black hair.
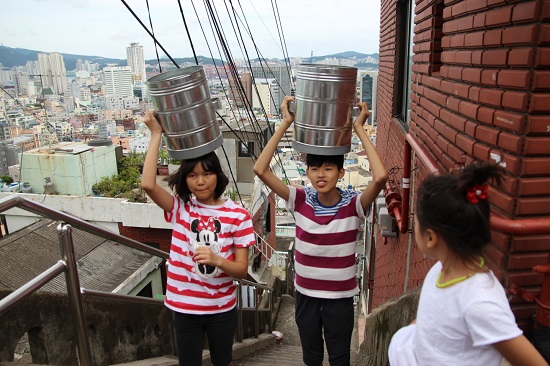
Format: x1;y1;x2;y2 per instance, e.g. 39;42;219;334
305;154;345;170
165;151;229;203
415;161;504;262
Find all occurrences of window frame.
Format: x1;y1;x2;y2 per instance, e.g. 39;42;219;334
394;0;415;129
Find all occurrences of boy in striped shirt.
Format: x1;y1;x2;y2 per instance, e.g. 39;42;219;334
254;96;388;366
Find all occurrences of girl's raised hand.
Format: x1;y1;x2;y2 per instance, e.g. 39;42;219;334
144;110;163;134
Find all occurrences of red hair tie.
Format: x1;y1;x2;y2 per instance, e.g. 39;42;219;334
466;184;488;204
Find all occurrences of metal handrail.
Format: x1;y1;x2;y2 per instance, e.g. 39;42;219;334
253;231;285;273
0;195;169;260
0;194;281;364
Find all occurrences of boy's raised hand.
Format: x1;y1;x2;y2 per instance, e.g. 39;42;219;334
353;102;370;131
280;96;295;125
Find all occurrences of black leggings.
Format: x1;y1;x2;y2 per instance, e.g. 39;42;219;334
172;307;237;366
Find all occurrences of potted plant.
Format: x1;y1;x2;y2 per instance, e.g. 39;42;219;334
157;149;170;175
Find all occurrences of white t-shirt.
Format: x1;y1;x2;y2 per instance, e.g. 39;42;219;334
388;261;522;366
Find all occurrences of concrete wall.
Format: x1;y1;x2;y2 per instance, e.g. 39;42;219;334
19;142;118;196
0;290;174;366
358;290;420;366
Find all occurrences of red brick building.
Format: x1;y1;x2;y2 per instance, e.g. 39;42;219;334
374;0;550;334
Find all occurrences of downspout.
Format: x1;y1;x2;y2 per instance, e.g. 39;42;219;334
367;206;376;314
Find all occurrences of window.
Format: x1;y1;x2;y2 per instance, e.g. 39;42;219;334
238;141;254;157
394;0;415;128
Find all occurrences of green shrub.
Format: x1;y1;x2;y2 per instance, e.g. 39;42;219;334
0;175;14;185
92;156;145;202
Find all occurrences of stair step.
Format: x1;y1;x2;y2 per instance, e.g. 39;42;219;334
233;344;305;365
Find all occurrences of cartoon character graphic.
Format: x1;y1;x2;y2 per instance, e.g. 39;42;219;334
190;217;222;279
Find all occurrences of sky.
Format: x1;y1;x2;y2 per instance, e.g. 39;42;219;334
2;0;381;61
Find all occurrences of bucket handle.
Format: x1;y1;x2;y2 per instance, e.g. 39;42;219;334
211;97;222;110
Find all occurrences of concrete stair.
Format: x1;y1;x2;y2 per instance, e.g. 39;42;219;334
233;344;305;365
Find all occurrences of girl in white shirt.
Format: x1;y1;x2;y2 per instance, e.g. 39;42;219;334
388;161;547;366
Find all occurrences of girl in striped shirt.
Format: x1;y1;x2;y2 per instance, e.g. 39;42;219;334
142;111;255;366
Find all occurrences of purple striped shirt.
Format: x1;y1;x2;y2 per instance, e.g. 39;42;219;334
286;186;366;299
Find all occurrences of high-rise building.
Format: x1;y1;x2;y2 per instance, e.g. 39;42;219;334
361;74;373;107
37;52;68;95
14;72;30;96
252;78;277;116
103;66;133;98
228;72;252;108
360;71;378;124
126;43;147;84
76;59;84;72
248;66;292;114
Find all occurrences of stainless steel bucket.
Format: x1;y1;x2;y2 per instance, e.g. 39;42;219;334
147;66;222;160
292;64;358;155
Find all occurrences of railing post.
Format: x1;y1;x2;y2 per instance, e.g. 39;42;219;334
57;223;93;366
254;287;259;338
236;282;243;342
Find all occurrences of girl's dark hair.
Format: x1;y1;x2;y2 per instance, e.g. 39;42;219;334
165;151;229;203
415;161;505;261
306;154;345;170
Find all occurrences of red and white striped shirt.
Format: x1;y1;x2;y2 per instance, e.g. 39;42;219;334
287;186;365;299
164;196;255;314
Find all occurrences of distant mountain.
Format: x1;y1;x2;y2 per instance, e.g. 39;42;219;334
0;46;126;70
0;46;226;70
0;46;378;70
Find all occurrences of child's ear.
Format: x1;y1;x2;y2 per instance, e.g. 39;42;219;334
425;228;438;249
338;168;345;179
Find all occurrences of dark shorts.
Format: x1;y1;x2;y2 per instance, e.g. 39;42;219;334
173;307;237;366
295;291;354;366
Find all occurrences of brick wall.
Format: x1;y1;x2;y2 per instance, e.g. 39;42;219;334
117;224;172;292
376;0;550;333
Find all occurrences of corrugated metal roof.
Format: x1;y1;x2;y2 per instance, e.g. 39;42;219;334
0;218;154;294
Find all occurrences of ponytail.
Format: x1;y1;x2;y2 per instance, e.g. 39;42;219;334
415;161;505;261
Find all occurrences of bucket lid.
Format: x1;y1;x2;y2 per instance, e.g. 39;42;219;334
147;65;204;85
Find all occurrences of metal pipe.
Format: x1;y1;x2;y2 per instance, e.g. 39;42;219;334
385;182;403;231
400;137;412;234
405;134;439;174
58;223;93;366
0;195;169;260
490;215;550;236
236;283;243;342
0;260;66;313
80;288;163;305
534;254;550;328
367;211;376;315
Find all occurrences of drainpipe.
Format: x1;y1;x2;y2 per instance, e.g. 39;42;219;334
366;208;376;314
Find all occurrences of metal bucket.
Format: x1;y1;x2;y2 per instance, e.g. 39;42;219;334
147;66;222;160
292;64;358;155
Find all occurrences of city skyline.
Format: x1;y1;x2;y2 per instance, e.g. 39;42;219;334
2;0;381;61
